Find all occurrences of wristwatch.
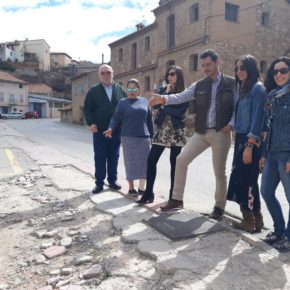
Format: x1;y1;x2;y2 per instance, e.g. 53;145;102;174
246;143;254;149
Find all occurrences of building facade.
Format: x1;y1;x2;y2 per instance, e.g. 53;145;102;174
0;39;50;71
50;52;72;68
28;94;72;118
0;70;28;114
71;70;99;124
0;45;16;63
109;0;290;91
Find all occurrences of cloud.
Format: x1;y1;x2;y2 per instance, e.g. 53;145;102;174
0;0;158;63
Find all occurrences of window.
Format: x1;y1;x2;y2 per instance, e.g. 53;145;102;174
166;60;175;69
190;54;198;71
190;4;199;23
131;42;137;69
118;48;123;62
260;60;267;74
145;36;150;51
167;14;175;48
80;84;84;93
19;84;23;88
225;3;239;22
0;92;4;103
9;94;15;104
261;12;269;26
19;94;24;104
144;76;150;91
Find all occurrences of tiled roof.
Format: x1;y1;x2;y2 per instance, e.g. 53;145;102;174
0;70;27;84
28;83;52;95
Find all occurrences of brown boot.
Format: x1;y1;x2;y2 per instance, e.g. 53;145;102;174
254;209;264;232
232;207;255;233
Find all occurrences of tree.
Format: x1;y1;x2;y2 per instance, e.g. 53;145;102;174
0;61;15;72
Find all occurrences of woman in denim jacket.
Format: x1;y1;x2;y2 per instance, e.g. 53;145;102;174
260;56;290;252
137;65;189;204
227;55;266;233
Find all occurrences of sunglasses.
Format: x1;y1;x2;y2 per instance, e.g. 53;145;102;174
168;72;176;77
273;67;290;76
127;87;139;92
100;71;112;75
234;65;246;73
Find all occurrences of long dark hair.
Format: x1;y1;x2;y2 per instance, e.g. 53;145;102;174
235;55;260;95
164;65;185;93
264;56;290;93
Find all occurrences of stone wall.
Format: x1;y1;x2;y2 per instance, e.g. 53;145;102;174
110;0;290;89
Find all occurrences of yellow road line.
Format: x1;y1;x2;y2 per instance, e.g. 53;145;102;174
5;149;22;174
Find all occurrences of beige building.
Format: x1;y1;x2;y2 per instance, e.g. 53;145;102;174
70;70;99;124
50;52;72;68
109;0;290;90
0;39;50;71
0;70;29;114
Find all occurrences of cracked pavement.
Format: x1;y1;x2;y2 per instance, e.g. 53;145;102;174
1;121;290;290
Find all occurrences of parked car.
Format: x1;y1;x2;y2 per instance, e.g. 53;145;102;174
1;112;25;119
25;111;39;119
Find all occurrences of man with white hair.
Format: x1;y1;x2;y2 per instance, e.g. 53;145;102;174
84;64;127;194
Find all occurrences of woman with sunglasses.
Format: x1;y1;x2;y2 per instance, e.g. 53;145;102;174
226;55;266;233
104;79;153;196
259;56;290;251
137;65;189;204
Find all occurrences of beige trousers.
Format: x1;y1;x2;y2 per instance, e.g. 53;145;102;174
172;129;231;209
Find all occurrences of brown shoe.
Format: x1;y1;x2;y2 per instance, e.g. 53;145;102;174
254;209;264;232
209;207;224;220
232;207;255;233
160;199;183;211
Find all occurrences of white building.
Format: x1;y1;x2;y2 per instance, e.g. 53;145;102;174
0;44;16;62
0;39;50;71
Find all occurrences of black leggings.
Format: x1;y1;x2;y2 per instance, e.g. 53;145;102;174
145;144;182;199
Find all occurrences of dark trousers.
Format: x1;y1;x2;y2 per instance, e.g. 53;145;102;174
93;129;121;187
145;144;182;199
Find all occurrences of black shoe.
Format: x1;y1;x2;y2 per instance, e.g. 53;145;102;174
136;194;154;205
209;207;224;220
273;236;290;252
128;189;138;197
262;231;285;245
92;185;103;194
138;189;145;195
109;182;121;190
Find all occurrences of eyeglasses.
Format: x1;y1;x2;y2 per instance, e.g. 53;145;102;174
168;72;176;77
127;87;139;92
273;67;290;76
234;65;246;73
100;71;112;75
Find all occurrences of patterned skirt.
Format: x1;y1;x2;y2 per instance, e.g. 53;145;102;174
121;136;151;180
153;115;187;147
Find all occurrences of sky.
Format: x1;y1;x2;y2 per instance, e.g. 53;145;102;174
0;0;159;63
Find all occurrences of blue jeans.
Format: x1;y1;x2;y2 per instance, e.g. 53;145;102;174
93;128;121;187
261;151;290;239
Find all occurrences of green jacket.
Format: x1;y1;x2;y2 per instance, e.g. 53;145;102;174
84;83;127;131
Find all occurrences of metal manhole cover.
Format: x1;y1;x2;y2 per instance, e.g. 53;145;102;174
145;211;225;241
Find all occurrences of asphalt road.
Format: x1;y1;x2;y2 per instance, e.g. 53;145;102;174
2;118;288;231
